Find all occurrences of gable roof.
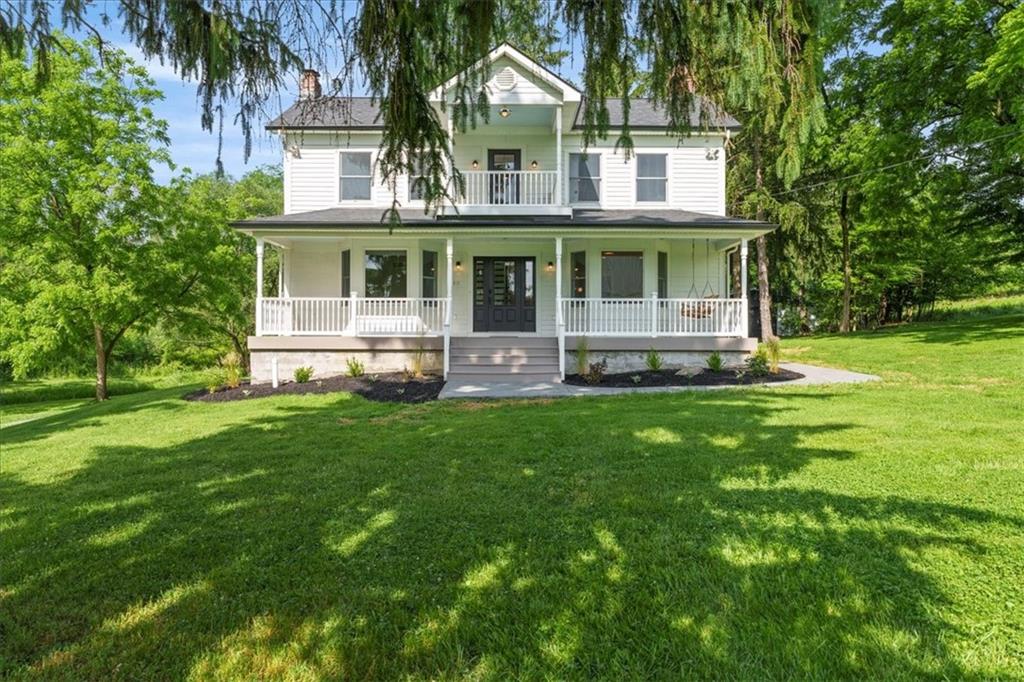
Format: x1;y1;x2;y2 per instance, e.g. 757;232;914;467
429;42;581;103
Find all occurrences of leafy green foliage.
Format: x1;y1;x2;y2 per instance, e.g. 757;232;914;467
582;358;607;385
345;358;365;378
706;351;724;372
293;366;313;383
644;348;663;372
0;38;228;400
745;346;771;378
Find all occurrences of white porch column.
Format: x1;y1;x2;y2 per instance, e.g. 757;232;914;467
740;239;749;337
555;237;564;379
555;105;563;205
444;237;454;378
255;237;265;336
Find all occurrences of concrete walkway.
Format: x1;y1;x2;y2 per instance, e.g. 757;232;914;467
437;362;879;400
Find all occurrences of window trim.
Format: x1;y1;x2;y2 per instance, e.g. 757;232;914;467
363;248;409;298
635;152;669;205
568;152;601;205
338;150;374;204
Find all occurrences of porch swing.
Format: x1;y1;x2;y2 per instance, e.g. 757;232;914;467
682;240;721;319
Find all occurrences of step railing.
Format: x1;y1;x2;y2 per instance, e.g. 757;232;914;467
460;170;558;206
560;296;746;337
259;296;448;336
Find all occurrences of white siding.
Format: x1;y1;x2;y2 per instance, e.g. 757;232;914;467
281;127;727;215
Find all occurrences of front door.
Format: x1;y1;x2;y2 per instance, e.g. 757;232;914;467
473;257;536;332
488;149;520;205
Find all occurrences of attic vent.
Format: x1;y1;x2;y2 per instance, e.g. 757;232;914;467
493;66;518;91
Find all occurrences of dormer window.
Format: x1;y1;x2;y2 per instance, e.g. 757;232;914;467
340;152;372;201
636;154;667;202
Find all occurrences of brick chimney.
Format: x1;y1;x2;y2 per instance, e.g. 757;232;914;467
299;69;321;100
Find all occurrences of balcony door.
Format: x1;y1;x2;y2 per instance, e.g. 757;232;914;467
488;149;520;205
473;257;536;332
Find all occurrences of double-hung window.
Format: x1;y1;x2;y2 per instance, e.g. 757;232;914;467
569;153;601;203
364;250;407;297
636;154;667;202
408;154;426;201
601;251;644;299
340;152;372;201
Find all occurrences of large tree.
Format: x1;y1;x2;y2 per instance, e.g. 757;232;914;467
0;38;222;400
0;1;826;215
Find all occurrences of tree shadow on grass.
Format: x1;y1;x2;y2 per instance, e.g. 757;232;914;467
1;390;1018;679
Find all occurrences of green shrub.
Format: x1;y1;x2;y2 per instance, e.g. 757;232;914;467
345;357;365;378
574;337;590;376
220;352;243;389
294;366;314;383
644;348;663;371
706;351;724;372
583;359;607;385
745;346;770;378
764;338;781;374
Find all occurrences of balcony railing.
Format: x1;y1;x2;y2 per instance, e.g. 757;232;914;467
259;297;448;336
560;297;747;337
460;170;558;206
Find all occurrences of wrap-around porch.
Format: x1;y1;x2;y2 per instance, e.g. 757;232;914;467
252;232;754;380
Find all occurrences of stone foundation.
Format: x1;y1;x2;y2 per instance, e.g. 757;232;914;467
250;350;443;383
565;350;748;374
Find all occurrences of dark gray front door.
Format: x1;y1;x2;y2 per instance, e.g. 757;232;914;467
488;149;520;204
473;257;536;332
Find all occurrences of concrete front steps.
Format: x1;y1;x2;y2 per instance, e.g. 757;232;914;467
448;336;561;382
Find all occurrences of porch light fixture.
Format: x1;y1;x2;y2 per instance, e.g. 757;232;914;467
471;160;479;169
530;160;539;170
499;107;511;118
546;261;555;272
455;260;463;271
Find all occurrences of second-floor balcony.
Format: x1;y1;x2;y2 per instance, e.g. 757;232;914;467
460;170;558;207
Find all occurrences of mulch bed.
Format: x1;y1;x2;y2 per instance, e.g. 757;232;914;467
563;367;804;388
184;373;445;404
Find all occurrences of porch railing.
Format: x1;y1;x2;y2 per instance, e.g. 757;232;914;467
460;170;558;206
560;297;747;337
259;296;448;336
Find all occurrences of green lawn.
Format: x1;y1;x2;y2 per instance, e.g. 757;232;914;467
2;310;1022;680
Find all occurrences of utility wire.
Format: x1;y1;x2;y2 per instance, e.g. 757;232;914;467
733;129;1021;198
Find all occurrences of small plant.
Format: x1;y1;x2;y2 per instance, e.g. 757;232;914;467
644;347;663;371
345;357;365;377
294;366;314;383
764;337;781;374
745;346;770;378
631;374;642;385
575;336;590;376
706;351;724;372
583;358;607;385
220;351;243;389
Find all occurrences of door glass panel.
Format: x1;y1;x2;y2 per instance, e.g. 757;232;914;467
474;260;485;305
493;260;516;305
524;260;534;305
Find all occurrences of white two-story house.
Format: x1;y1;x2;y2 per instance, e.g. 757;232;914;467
235;44;774;383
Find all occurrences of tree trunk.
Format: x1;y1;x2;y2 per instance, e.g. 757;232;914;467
94;324;109;401
797;282;810;334
231;334;250;374
839;188;853;333
752;137;776;342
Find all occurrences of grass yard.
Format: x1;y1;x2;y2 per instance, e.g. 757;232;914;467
2;307;1022;679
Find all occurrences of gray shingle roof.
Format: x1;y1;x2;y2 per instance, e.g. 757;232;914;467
572;97;740;130
266;96;739;131
234;207;771;231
